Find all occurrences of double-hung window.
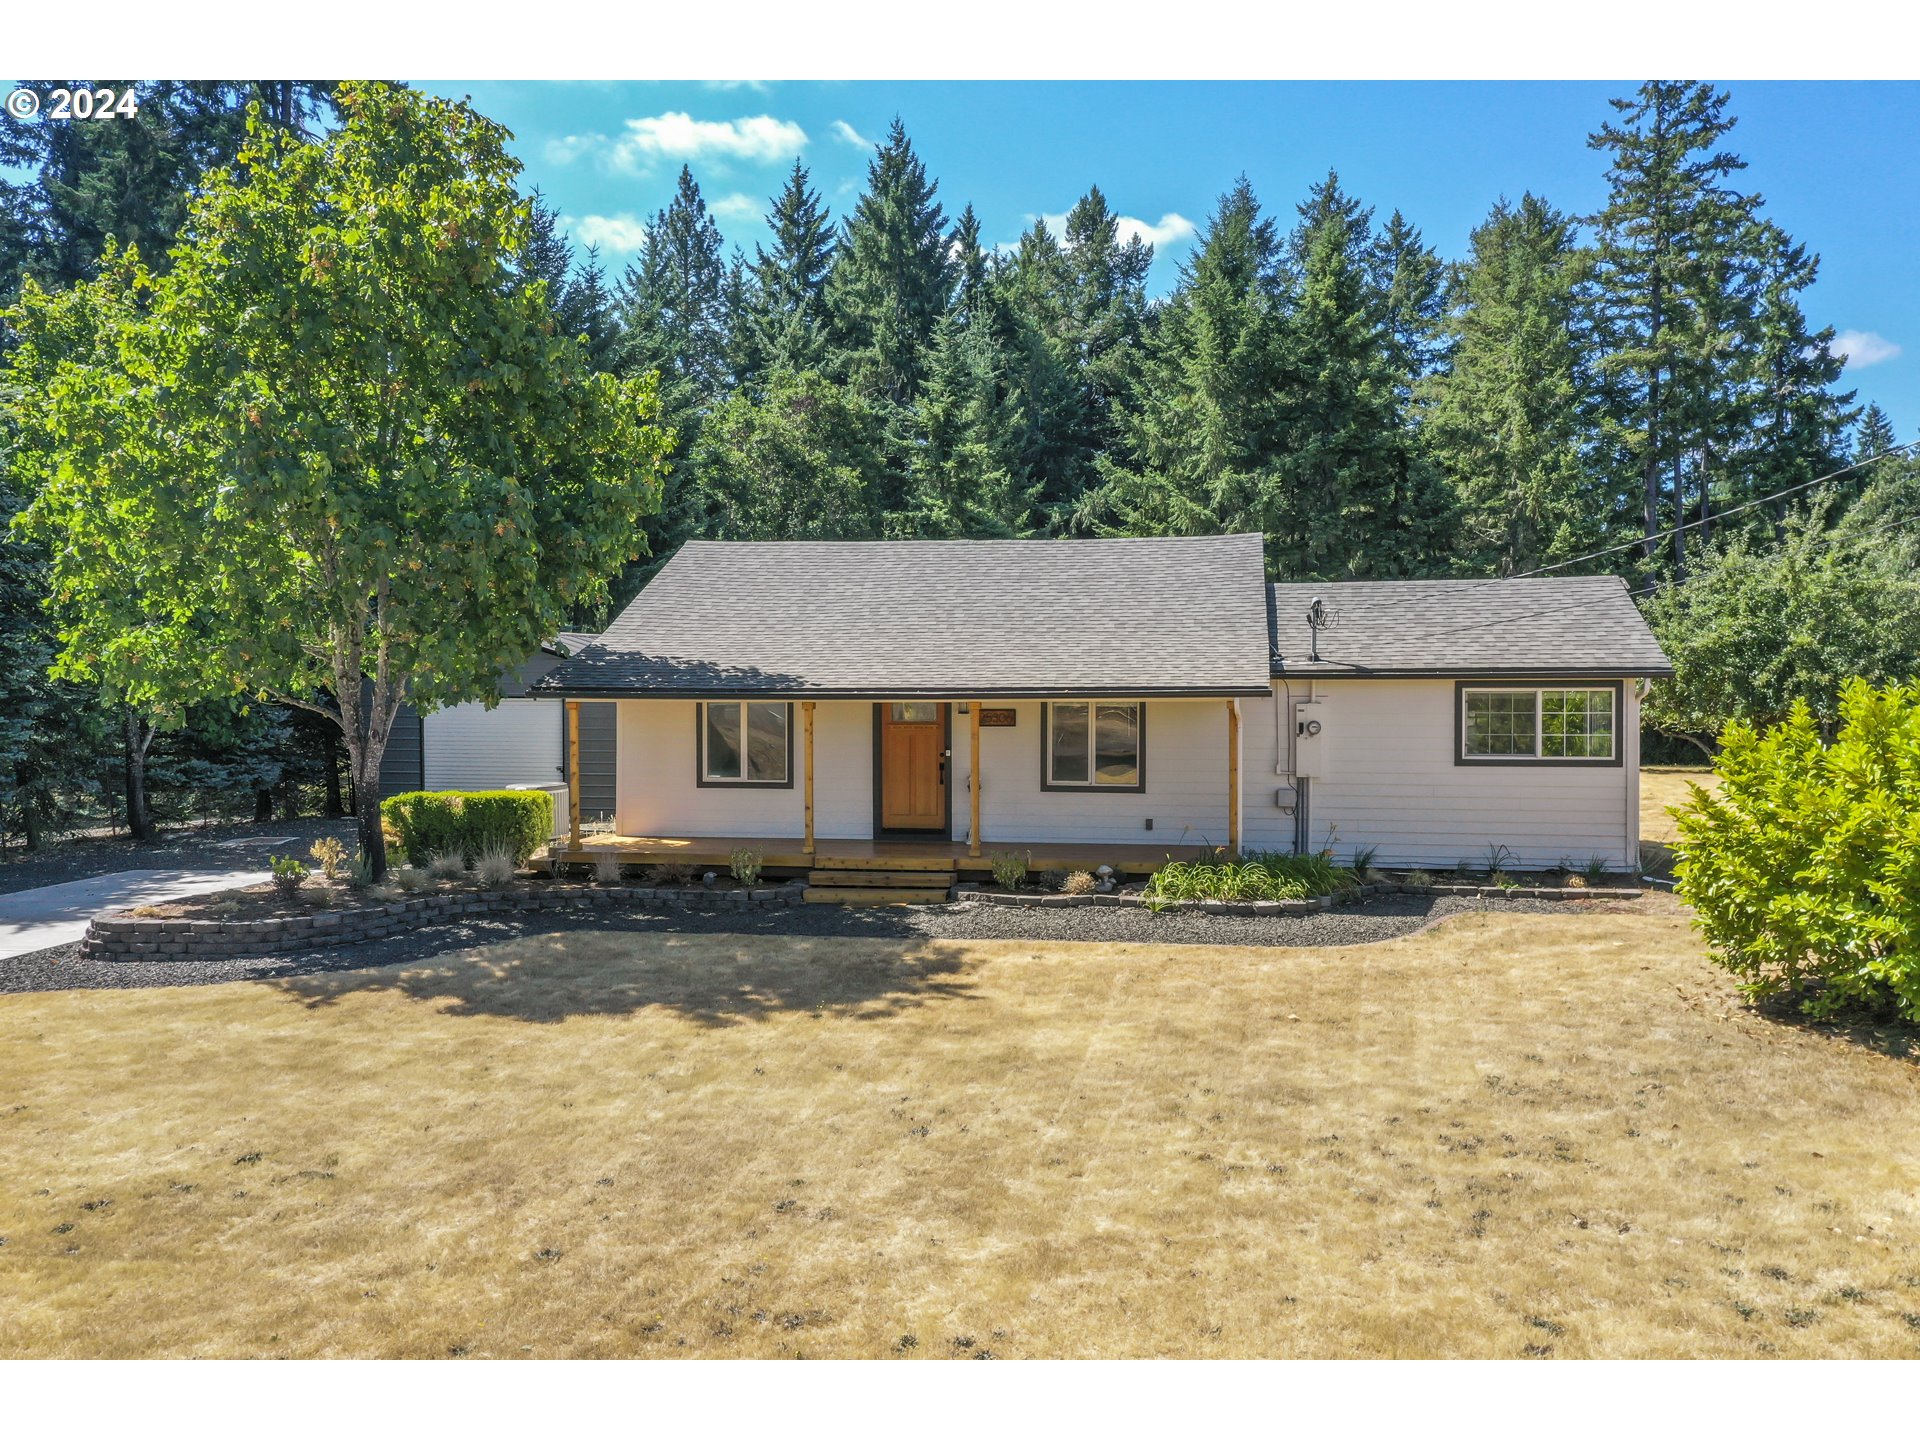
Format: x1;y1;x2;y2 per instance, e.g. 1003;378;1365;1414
1458;684;1618;764
698;701;792;786
1042;701;1145;791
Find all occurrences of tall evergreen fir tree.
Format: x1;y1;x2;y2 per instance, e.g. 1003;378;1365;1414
742;161;837;379
1091;178;1292;546
1371;209;1449;403
1059;187;1154;378
618;165;731;402
1587;81;1762;578
1855;402;1898;462
824;119;955;406
561;246;623;373
1422;194;1603;574
1272;191;1454;577
523;192;576;302
1732;220;1855;519
612;166;734;594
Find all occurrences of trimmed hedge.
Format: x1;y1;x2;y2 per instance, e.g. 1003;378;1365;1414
381;789;554;867
1675;679;1920;1021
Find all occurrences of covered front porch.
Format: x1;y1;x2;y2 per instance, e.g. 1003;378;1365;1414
544;692;1252;876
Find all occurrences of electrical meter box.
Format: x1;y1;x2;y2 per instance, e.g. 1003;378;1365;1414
1293;698;1330;779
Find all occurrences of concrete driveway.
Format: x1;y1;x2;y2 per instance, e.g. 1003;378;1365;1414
0;869;269;960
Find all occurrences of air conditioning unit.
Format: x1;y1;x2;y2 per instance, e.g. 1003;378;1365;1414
1293;699;1331;779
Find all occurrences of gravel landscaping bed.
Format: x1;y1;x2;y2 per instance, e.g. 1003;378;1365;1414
0;817;356;897
0;892;1596;994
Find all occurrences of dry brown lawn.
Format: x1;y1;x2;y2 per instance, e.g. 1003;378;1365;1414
1640;765;1718;876
4;902;1918;1359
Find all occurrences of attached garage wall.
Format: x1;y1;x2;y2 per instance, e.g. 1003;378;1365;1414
378;705;425;797
423;699;564;791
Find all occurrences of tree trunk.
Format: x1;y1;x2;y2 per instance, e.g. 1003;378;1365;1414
321;728;346;817
123;707;156;843
353;751;388;878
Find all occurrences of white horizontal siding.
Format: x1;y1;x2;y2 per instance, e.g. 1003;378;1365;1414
1241;678;1638;870
955;699;1233;848
422;699;565;791
615;699;872;839
616;697;1237;846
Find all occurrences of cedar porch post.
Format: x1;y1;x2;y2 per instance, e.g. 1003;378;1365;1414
969;701;982;858
565;700;582;853
802;700;816;855
1226;698;1241;856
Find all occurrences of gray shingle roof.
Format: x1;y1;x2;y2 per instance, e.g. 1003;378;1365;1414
1267;576;1673;678
532;534;1275;698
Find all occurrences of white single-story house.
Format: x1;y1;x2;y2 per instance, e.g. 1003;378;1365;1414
526;533;1672;878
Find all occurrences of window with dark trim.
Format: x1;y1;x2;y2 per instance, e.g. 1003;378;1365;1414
697;701;793;787
1457;684;1618;765
1041;701;1146;791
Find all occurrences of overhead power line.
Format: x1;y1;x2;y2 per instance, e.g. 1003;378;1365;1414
1327;439;1920;629
1419;504;1920;641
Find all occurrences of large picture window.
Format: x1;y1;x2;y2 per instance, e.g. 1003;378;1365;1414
698;701;792;786
1042;701;1145;791
1458;684;1618;764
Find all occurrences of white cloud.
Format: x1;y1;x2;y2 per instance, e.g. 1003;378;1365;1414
1038;209;1198;253
701;80;772;92
831;119;874;149
1829;329;1902;370
570;212;648;254
546;112;807;173
709;192;763;222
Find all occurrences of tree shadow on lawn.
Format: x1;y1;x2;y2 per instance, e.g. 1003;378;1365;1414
265;910;982;1028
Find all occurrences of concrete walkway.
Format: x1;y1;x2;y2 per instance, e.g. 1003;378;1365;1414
0;869;269;960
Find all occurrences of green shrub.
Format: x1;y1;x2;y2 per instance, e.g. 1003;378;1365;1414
380;790;554;867
268;854;308;898
989;850;1029;891
1143;849;1346;905
1675;679;1920;1021
729;848;763;887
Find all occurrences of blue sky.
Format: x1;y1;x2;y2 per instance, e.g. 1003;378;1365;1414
445;81;1918;438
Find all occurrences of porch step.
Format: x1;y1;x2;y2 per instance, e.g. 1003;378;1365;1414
803;885;953;906
807;869;958;888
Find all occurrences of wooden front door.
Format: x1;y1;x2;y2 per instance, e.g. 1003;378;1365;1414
879;702;948;832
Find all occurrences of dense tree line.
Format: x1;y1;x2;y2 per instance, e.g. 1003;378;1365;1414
1;79;1914;846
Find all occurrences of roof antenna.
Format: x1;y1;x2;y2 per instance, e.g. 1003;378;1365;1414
1305;596;1337;662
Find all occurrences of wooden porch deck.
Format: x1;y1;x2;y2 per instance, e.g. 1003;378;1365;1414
536;834;1220;878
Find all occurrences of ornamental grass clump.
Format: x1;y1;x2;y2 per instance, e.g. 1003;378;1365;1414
1143;850;1346;907
1676;679;1920;1021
